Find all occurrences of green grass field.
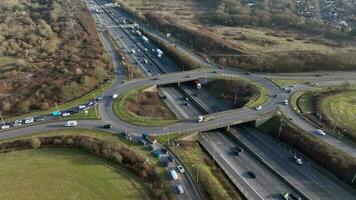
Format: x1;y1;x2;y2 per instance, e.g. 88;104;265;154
322;91;356;135
113;87;178;127
0;148;152;200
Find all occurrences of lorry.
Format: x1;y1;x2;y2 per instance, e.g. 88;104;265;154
142;36;149;43
142;132;157;144
169;169;178;180
192;80;202;89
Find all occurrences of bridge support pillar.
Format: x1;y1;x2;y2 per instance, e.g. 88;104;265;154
226;125;230;131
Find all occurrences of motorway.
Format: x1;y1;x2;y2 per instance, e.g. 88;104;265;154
0;0;355;199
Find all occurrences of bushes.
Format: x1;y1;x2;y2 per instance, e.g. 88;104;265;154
0;0;109;117
0;135;170;199
259;116;356;188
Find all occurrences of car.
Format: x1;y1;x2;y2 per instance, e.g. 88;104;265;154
24;117;34;124
281;192;289;200
168;154;175;162
103;124;112;129
290;193;302;200
139;139;147;145
35;117;45;122
255;106;262;111
212;70;218;73
247;171;256;179
183;102;189;106
78;105;86;109
144;48;148;51
284;100;289;105
13;120;22;127
152;76;159;80
96;96;103;102
69;108;79;114
184;75;190;78
176;185;184;194
64;120;78;127
112;94;118;99
244;72;251;75
235;146;243;153
177;165;185;173
184;97;189;101
62;112;71;117
161;148;168;154
161;159;169;167
315;74;322;77
153;149;162;157
147;145;155;151
315;129;326;136
1;125;10;130
88;101;94;106
219;66;224;69
295;158;303;165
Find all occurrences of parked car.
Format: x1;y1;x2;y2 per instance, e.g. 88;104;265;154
62;112;71;117
176;185;184;194
24;117;34;124
35;117;45;122
78;105;86;109
177;165;185;173
168;154;175;162
255;106;262;111
1;125;10;130
112;94;118;99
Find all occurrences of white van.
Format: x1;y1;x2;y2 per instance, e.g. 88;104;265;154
65;120;78;127
112;94;118;99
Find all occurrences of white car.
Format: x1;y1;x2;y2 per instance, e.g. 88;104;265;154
62;112;71;117
296;158;303;165
284;100;289;105
14;120;22;126
112;94;118;99
315;129;326;136
255;106;262;111
1;125;10;130
65;120;78;127
78;105;86;109
177;165;185;173
24;117;34;124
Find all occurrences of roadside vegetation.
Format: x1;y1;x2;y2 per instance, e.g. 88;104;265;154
0;129;173;199
169;137;244;200
116;0;356;72
0;148;151;200
113;86;178;126
295;84;356;142
0;0;110;117
268;79;304;88
259;116;356;188
205;78;268;109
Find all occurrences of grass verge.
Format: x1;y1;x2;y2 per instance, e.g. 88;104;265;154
268;79;304;88
169;140;244;200
113;87;178;127
0;148;151;200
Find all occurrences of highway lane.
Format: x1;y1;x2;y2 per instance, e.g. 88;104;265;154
230;126;356;200
199;132;295;200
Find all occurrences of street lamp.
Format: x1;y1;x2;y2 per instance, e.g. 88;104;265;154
192;164;199;183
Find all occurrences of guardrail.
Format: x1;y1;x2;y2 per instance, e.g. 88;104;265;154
227;128;311;200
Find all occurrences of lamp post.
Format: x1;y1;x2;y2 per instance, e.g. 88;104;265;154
192;164;199;183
